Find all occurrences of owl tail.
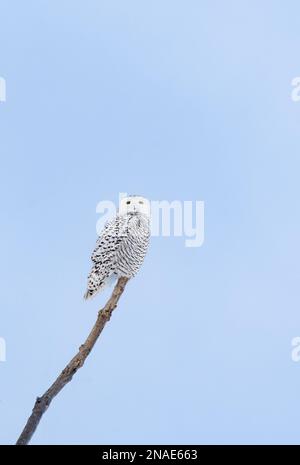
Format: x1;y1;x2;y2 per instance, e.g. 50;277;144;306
84;284;104;300
84;268;103;300
84;271;117;300
83;289;95;300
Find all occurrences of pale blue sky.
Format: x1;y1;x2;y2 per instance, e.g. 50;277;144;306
1;0;300;445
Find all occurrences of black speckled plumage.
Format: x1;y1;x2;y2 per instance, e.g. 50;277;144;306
84;212;150;299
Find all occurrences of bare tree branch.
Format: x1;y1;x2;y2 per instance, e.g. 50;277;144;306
16;276;130;445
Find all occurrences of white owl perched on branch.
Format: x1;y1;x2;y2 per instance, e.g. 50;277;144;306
84;195;151;299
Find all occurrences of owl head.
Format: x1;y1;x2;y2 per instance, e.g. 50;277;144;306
119;195;150;217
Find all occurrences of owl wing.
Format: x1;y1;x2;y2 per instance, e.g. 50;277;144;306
84;215;126;299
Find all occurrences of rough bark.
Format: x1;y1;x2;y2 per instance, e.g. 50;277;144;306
16;276;129;445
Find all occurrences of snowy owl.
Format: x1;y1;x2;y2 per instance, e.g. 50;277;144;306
84;195;151;299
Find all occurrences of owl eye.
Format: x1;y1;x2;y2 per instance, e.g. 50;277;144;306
126;201;131;205
139;201;144;204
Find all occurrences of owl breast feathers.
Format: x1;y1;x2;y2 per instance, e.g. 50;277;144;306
84;212;150;299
